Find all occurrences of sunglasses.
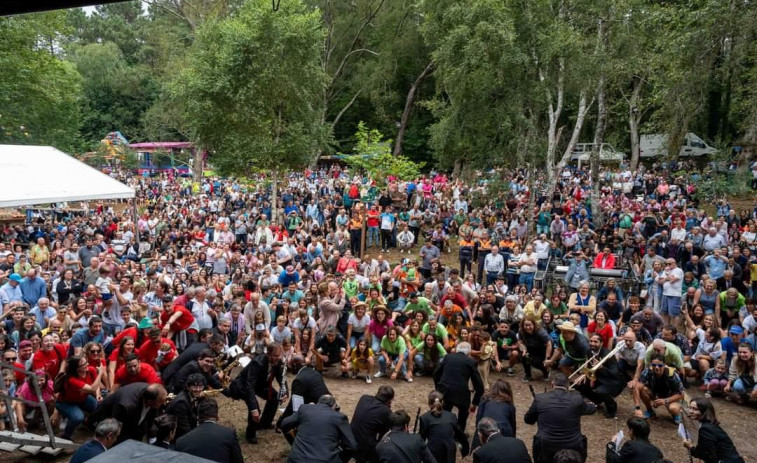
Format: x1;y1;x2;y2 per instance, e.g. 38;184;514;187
651;363;665;368
4;357;17;361
89;349;102;354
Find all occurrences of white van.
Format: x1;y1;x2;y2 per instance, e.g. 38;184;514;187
570;143;625;163
639;133;717;158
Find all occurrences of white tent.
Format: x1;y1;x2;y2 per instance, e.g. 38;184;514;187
0;145;135;208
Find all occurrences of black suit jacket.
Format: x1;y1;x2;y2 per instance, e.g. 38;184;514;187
229;353;283;411
278;366;330;424
350;395;392;462
281;403;357;463
590;347;625;395
88;382;158;444
176;421;244;463
690;422;745;463
523;388;595;447
433;352;484;406
473;434;531;463
375;429;437;463
715;277;746;294
165;390;200;439
605;438;663;463
161;342;209;383
169;360;222;394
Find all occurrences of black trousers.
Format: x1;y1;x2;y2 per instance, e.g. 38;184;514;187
533;435;586;463
246;395;279;439
350;229;362;257
581;382;621;416
523;355;548;379
442;388;471;432
380;229;393;250
459;259;472;278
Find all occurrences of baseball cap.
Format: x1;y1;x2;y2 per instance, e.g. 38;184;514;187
729;326;744;335
8;273;21;283
255;323;266;332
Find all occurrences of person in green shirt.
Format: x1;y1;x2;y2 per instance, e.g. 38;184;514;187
342;269;359;300
403;292;435;317
411;333;446;376
421;317;450;351
546;294;569;321
377;326;410;382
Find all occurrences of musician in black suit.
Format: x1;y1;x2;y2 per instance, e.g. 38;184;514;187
168;348;224;394
419;391;469;463
176;398;244;463
88;382;167;444
165;373;207;439
524;373;595;463
605;418;663;463
277;353;331;443
433;342;484;431
349;385;394;463
575;334;625;418
472;418;531;463
160;330;218;383
375;410;437;463
151;414;178;450
225;342;285;444
280;394;357;463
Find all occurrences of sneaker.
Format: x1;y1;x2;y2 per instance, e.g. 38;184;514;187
374;371;385;378
543;370;551;381
366;375;372;384
406;376;413;383
507;367;515;377
704;391;712;399
673;414;682;424
643;410;656;420
415;371;424;377
522;376;532;383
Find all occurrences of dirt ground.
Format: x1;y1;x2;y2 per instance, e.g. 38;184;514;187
7;370;755;463
3;240;757;462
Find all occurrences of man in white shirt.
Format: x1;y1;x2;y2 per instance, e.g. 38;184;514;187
190;287;215;330
531;234;551;270
483;246;505;285
616;331;646;390
516;245;538;291
657;258;683;326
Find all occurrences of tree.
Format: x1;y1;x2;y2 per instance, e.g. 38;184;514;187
0;13;83;152
171;0;329;219
343;122;423;184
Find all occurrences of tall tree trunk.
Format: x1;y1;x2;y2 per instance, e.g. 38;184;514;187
590;18;608;228
590;76;607;227
546;90;592;199
452;159;463;179
525;163;538;241
270;171;279;224
192;149;204;181
629;76;643;171
394;61;434;156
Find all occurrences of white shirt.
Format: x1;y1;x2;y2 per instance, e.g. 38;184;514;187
661;267;683;297
519;252;538;273
484;253;505;273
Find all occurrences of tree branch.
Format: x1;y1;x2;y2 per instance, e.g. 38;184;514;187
330;89;363;131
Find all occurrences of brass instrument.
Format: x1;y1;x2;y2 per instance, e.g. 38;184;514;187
220;357;241;387
568;342;624;390
166;388;224;404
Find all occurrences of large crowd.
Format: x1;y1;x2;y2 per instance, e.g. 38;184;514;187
0;159;755;463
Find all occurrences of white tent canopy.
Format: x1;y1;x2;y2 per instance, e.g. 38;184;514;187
0;145;135;208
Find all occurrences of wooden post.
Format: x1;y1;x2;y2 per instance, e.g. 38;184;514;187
360;202;367;259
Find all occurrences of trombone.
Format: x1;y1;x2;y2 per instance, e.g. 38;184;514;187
568;342;624;390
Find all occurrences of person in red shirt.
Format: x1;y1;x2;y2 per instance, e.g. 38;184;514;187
55;355;105;440
137;328;177;371
107;336;137;390
160;297;197;346
110;317;155;353
112;354;161;391
31;334;67;381
593;247;616;270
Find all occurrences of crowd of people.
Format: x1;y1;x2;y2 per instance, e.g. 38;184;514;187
0;159;754;463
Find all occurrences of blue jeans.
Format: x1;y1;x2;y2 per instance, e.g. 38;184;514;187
733;378;755;395
537;224;550;235
349;332;365;349
56;395;97;438
368;226;379;247
519;272;535;291
371;337;382;354
379;351;408;377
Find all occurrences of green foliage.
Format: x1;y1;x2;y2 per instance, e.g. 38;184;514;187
170;0;329;177
0;12;83;152
343;122;423;183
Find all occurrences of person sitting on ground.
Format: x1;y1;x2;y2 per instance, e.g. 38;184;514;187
701;358;728;398
606;417;663;463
